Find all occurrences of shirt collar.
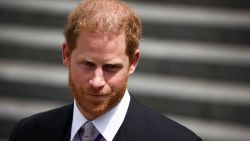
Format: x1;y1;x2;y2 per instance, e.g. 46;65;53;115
70;89;131;141
70;100;88;141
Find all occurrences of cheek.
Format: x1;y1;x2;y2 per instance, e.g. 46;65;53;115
107;71;129;89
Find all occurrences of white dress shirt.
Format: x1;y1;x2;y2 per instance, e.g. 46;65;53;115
70;90;131;141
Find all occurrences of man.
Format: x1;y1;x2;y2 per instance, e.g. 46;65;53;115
10;0;202;141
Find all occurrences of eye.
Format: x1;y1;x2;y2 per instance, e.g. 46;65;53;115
104;64;122;72
80;61;96;68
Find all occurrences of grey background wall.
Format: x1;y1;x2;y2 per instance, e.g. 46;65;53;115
0;0;250;141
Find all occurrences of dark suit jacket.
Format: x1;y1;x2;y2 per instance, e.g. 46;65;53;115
9;97;202;141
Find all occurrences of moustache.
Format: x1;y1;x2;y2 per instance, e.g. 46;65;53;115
80;87;111;96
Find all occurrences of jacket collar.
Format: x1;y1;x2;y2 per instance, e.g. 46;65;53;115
36;104;73;141
113;96;147;141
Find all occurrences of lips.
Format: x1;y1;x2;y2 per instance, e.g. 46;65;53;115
85;93;110;98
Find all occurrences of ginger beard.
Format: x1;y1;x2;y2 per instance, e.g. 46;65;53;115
68;69;128;119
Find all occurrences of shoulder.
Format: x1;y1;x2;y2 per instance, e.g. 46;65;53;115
17;103;73;127
9;104;73;141
129;97;202;141
146;109;201;140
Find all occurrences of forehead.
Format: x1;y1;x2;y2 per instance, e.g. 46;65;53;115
76;31;126;51
73;31;128;62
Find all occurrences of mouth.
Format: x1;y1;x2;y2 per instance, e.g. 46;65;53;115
86;93;110;98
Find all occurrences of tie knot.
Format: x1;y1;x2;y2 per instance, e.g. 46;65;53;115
78;121;105;141
83;121;99;139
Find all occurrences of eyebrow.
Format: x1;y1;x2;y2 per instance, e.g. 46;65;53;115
77;56;123;65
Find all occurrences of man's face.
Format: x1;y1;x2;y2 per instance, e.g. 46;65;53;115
62;31;139;120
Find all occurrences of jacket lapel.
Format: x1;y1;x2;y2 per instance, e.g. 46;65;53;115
113;97;147;141
36;104;73;141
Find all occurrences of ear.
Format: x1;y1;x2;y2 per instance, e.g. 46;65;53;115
129;49;140;75
62;42;71;67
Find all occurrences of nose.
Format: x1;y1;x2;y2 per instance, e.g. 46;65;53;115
89;68;105;89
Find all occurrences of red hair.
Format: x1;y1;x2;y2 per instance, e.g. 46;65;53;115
64;0;142;60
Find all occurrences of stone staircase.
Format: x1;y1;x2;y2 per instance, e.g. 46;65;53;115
0;0;250;141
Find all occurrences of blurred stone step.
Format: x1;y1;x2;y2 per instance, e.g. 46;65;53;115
0;97;67;139
0;59;249;125
138;39;250;83
131;3;250;44
1;0;249;27
0;96;250;141
169;114;250;141
0;0;249;44
0;24;63;63
126;0;250;10
1;24;250;83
